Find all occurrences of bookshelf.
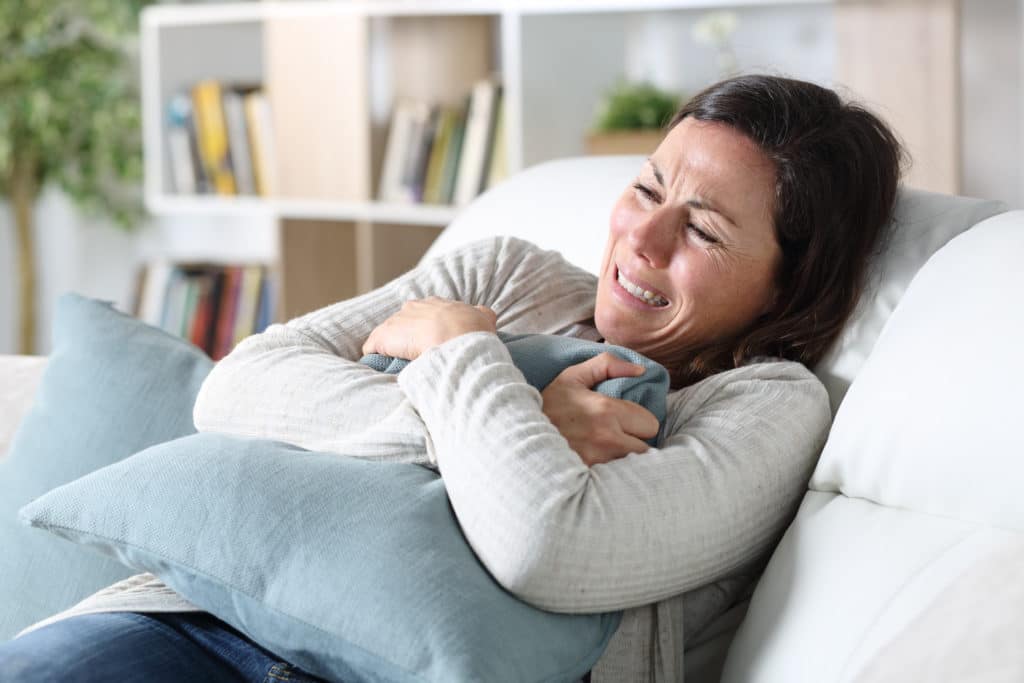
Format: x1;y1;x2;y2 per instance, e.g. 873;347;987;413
144;0;894;333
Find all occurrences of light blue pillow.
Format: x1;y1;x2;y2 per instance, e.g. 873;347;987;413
0;293;213;640
361;332;670;446
20;433;621;683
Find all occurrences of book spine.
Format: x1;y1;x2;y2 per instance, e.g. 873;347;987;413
181;277;200;340
245;92;279;197
378;101;412;202
222;89;256;195
398;102;430;204
439;97;469;205
190;272;214;349
139;261;173;328
232;265;264;346
192;80;237;195
422;108;453;205
484;88;507;191
213;266;243;360
410;106;439;203
167;95;197;195
254;271;274;333
453;78;499;206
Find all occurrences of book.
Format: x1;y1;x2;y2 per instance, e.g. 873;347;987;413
438;97;469;205
137;261;175;328
191;80;237;195
398;101;433;203
409;105;439;203
213;266;243;360
377;100;416;203
167;95;198;194
255;271;274;334
244;91;279;197
454;78;501;206
189;268;226;355
484;90;508;191
422;107;455;205
232;265;265;346
222;87;257;195
161;270;188;338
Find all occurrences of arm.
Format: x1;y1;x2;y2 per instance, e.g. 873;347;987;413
397;332;831;612
192;236;597;459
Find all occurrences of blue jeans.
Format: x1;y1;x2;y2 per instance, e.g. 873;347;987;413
0;612;328;682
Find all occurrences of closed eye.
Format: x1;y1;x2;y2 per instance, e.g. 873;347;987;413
686;223;717;244
632;182;719;245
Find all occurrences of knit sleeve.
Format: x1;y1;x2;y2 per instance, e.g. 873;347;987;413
191;236;596;461
397;331;831;612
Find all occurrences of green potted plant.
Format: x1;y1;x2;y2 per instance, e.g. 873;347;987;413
585;79;683;155
1;1;150;354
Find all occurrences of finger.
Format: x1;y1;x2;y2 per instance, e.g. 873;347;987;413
619;434;653;457
593;432;652;465
474;305;497;321
561;352;645;388
610;399;661;440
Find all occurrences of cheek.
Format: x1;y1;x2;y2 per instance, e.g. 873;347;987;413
608;200;636;239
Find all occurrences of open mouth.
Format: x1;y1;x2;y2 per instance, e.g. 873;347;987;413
616;267;669;307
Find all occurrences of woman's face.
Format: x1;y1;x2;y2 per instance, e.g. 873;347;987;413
594;117;782;364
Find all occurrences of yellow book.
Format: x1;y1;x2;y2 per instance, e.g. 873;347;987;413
422;109;454;205
192;80;237;195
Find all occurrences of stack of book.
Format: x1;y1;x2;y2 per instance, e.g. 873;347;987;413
133;262;275;361
378;76;506;206
167;80;278;197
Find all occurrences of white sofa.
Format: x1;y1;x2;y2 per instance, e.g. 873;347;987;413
2;156;1021;682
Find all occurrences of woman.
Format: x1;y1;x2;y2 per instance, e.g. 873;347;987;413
2;74;903;682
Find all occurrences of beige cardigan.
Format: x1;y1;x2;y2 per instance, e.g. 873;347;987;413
22;236;831;682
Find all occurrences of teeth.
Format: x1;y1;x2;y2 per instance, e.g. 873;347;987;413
617;270;668;306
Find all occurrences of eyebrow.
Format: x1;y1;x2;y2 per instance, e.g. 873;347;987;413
646;157;738;229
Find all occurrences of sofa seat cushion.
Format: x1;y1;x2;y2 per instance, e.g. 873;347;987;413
722;491;1023;682
852;538;1024;683
722;210;1024;682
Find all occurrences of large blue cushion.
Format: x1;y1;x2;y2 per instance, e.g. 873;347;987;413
0;293;212;640
20;432;622;683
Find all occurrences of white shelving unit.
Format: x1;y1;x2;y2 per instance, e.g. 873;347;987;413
140;0;837;320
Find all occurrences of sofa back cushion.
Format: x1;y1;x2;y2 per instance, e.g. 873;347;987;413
721;210;1024;682
0;356;47;462
0;293;213;640
423;157;1005;414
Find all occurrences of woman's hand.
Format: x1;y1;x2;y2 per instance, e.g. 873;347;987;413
541;352;660;467
362;297;498;362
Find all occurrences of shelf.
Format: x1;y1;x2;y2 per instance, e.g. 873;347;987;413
142;0;831;27
146;195;462;226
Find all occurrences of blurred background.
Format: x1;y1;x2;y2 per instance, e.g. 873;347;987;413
0;0;1020;357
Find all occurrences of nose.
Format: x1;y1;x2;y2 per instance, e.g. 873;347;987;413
626;207;679;269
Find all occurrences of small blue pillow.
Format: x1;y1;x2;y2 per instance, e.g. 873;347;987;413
0;293;212;640
362;332;670;445
20;433;621;683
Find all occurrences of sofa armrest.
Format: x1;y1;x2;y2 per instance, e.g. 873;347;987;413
0;355;47;461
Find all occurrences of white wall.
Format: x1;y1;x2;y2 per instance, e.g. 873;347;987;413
961;0;1022;208
623;5;834;97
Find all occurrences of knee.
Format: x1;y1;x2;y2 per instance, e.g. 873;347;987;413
0;632;76;683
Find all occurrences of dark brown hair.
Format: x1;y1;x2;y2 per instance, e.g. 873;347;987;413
664;74;906;387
